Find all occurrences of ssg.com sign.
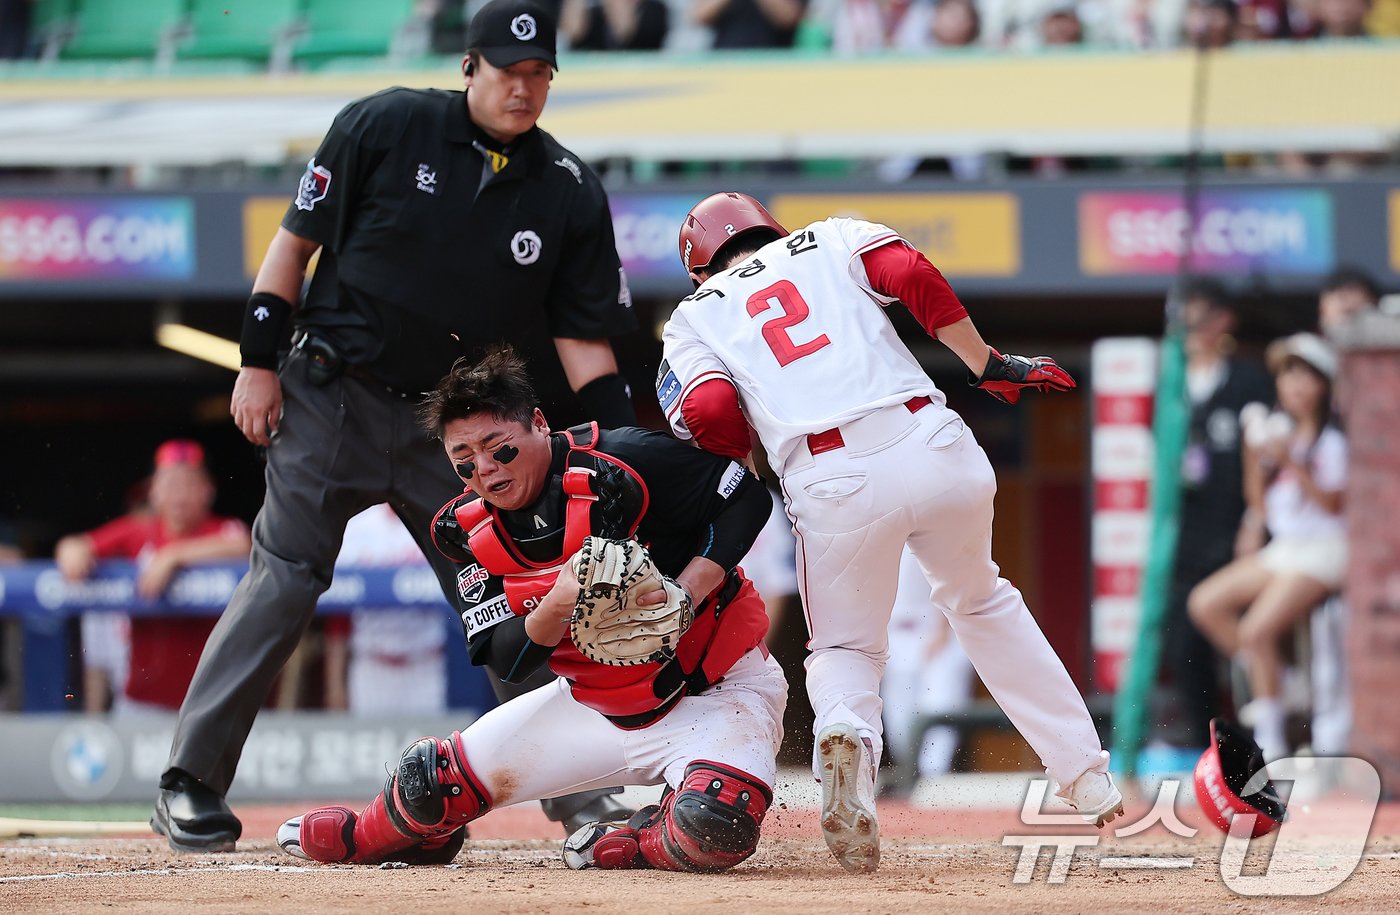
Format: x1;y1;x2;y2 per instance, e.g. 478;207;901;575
1079;190;1334;275
0;197;195;280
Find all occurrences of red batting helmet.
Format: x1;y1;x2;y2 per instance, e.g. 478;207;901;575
1194;717;1288;837
678;192;787;275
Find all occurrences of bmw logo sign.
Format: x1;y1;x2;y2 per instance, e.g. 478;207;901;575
51;721;124;800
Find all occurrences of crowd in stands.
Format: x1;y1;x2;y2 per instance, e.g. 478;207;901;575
1;0;1395;66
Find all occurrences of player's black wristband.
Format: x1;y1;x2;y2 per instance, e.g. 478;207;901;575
239;292;294;370
578;372;636;429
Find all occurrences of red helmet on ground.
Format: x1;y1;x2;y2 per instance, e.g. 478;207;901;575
678;192;787;275
1194;717;1288;837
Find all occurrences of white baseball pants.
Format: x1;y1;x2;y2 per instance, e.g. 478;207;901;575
458;648;786;808
780;402;1106;789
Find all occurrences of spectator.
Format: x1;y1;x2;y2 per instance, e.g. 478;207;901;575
1184;0;1239;46
930;0;980;45
322;504;449;715
561;0;670;48
54;441;251;715
1317;265;1380;335
825;0;932;53
1039;3;1085;43
1314;0;1372;35
1161;280;1272;750
693;0;809;47
1238;0;1316;38
1189;333;1345;762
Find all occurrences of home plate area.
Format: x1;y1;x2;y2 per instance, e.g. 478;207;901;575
3;774;1398;914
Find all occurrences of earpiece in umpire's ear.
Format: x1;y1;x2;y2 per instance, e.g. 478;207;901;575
463;58;474;77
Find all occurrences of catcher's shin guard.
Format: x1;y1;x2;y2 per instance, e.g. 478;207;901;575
300;732;490;864
637;761;772;872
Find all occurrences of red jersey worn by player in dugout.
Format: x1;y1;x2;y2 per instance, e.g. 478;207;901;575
433;424;770;727
86;513;249;708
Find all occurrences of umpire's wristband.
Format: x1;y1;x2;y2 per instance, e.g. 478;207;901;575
578;372;636;429
239;291;294;370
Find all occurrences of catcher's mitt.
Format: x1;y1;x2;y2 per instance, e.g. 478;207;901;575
570;536;694;667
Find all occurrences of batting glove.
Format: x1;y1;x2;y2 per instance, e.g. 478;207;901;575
971;348;1076;404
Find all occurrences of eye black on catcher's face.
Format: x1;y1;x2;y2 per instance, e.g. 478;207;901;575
442;409;552;510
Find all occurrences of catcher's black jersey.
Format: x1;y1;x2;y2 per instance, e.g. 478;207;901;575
433;425;770;670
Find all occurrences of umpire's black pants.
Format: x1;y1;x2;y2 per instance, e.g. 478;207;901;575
164;348;617;822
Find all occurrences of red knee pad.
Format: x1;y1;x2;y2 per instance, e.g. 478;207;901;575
638;761;772;872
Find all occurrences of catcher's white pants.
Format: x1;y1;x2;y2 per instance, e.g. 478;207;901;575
780;402;1106;789
458;648;786;808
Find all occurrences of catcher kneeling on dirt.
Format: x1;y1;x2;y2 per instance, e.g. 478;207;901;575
279;346;785;871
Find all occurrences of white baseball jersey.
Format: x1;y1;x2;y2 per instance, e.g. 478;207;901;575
659;216;1109;800
659;218;943;471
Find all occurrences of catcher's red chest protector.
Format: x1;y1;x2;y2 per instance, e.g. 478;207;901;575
449;423;767;726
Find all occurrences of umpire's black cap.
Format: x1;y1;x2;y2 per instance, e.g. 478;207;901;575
466;0;558;70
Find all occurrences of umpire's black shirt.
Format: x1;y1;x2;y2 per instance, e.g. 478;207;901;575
282;87;635;419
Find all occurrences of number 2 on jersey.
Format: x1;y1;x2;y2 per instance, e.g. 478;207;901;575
745;280;831;367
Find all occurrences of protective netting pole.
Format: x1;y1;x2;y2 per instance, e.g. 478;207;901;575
1108;29;1212;778
1110;326;1188;776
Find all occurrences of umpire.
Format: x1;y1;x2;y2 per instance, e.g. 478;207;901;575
152;0;638;853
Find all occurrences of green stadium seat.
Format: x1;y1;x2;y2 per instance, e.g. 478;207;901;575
178;0;303;64
60;0;187;60
291;0;418;68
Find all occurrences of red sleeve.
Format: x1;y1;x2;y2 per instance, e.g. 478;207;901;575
85;514;153;559
860;242;968;337
679;377;752;460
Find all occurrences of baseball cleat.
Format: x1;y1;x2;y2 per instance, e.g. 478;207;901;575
278;807;357;863
1064;753;1125;827
277;815;309;860
562;820;643;870
561;793;636;837
817;723;880;874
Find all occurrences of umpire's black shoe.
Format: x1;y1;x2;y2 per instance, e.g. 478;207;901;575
150;771;242;853
561;795;636;837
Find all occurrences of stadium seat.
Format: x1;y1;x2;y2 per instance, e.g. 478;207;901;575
178;0;303;65
291;0;419;69
60;0;187;60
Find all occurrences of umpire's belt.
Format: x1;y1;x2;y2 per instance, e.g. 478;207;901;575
806;395;933;456
292;331;423;401
601;571;745;730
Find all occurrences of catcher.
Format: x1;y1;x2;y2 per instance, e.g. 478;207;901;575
278;346;784;872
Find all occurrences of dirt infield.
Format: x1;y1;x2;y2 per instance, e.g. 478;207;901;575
3;799;1397;913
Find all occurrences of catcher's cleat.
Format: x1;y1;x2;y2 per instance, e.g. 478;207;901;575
562;793;636;837
279;808;355;863
1063;752;1125;828
818;723;880;874
279;811;469;865
562;820;645;870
